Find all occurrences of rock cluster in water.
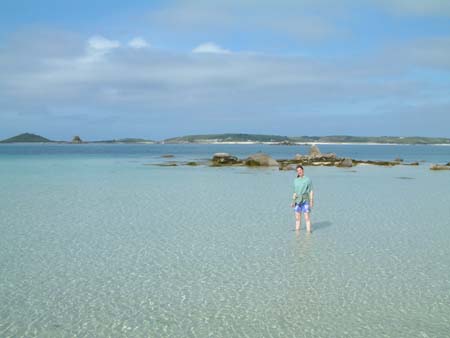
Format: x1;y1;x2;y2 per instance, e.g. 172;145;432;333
152;144;431;169
208;145;419;169
430;163;450;170
212;153;240;165
245;153;279;166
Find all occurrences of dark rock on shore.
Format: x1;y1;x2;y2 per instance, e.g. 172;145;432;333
291;145;339;166
145;162;178;166
430;164;450;170
353;160;400;166
279;163;294;170
212;153;240;165
337;158;353;167
288;154;339;166
244;159;261;166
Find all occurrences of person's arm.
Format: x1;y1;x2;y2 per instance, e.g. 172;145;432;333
291;193;297;207
309;190;314;208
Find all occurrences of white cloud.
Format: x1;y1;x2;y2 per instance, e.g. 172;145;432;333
78;35;121;63
1;31;450;138
88;35;120;51
192;42;231;54
128;37;150;49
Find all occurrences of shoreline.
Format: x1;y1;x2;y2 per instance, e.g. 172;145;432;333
163;141;450;146
1;141;450;146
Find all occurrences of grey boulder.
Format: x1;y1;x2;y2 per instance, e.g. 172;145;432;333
245;153;279;166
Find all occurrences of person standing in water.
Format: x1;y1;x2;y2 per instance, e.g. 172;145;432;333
291;165;314;232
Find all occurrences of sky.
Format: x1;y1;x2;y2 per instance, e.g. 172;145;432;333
1;0;450;140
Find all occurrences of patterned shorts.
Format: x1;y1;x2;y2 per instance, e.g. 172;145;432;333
294;201;311;213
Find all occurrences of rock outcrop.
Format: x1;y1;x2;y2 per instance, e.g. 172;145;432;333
337;158;353;167
430;164;450;170
279;163;294;171
245;153;279;167
72;136;83;144
204;148;417;169
309;144;321;157
212;153;240;165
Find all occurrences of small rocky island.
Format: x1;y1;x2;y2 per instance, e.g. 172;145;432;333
0;133;53;143
71;136;83;144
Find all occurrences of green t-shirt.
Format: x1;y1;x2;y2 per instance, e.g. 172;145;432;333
293;176;313;203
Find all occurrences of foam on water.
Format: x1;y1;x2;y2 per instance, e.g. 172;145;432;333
0;155;449;337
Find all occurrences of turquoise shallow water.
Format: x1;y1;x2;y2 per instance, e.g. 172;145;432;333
1;146;450;337
1;143;449;163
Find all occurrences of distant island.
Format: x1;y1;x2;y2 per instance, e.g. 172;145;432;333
0;133;53;143
164;133;289;143
91;138;156;144
1;132;449;145
162;133;450;145
0;133;155;144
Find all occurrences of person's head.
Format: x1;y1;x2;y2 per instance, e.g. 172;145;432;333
296;165;304;177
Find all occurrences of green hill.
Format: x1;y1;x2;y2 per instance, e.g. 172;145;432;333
0;133;53;143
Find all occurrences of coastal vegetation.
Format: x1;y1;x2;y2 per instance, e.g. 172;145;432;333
163;133;289;143
164;134;450;145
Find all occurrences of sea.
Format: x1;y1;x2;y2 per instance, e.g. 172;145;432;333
0;143;449;337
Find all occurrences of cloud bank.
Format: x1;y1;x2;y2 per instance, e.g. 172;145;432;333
1;0;450;139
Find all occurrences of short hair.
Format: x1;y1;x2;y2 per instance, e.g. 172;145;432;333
296;165;304;170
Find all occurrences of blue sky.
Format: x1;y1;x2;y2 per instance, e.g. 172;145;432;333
1;0;450;140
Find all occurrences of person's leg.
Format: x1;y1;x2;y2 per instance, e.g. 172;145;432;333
304;212;312;233
295;212;301;230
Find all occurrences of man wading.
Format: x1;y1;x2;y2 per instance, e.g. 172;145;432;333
291;165;314;233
